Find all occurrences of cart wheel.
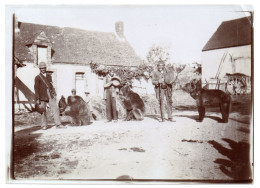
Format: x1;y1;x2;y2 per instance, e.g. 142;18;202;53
227;77;247;95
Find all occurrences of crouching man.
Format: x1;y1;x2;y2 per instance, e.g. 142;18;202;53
34;62;66;130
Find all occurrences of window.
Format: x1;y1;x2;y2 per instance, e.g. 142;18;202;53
37;46;48;64
75;72;85;95
75;72;85;80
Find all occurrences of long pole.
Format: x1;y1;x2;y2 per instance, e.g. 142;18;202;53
10;13;15;180
158;84;164;122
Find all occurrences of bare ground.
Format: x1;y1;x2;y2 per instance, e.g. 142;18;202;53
12;91;253;182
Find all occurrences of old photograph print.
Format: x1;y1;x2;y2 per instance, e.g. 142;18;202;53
7;5;253;183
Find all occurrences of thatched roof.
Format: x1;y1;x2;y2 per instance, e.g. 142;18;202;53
202;16;252;51
15;22;143;66
15;34;34;61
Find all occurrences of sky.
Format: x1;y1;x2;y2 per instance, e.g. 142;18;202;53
8;5;253;64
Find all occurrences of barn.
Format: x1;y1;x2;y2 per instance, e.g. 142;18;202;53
14;18;149;111
201;16;252;94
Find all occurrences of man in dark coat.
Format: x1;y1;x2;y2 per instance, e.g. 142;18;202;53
34;62;66;129
151;61;176;122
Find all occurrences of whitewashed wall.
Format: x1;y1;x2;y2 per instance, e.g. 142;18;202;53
16;63;100;104
132;77;154;95
15;62;159;110
201;45;251;86
50;64;98;99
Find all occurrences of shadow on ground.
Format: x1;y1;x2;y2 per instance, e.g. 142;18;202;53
14;126;42;163
229;117;251;125
208;138;252;182
13;125;57;178
175;114;223;123
145;114;160;120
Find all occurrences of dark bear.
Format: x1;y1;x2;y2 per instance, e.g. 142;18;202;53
59;95;91;126
182;79;231;123
119;85;145;121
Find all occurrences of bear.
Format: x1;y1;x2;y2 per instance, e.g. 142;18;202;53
182;79;231;123
119;84;145;121
59;95;91;126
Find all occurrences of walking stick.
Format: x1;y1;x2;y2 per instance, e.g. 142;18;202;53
158;83;164;122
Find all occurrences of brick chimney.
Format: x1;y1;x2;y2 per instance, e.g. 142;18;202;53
115;21;125;39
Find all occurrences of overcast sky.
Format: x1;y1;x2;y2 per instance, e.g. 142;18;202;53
8;5;253;64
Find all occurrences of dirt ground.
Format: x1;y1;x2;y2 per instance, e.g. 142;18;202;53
12;91;253;183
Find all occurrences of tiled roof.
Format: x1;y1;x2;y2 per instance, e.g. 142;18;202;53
15;22;143;66
202;17;252;51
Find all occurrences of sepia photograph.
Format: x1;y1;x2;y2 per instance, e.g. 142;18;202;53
6;4;253;183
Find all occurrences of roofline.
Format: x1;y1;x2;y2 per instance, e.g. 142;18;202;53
202;16;252;52
52;62;140;67
202;43;251;52
106;64;139;67
222;16;252;23
52;61;90;65
19;21;116;36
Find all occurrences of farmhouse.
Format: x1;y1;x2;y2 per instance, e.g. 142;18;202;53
14;19;146;111
201;16;252;94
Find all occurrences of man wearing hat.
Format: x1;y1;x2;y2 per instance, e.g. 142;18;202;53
151;61;176;122
104;70;121;123
34;62;66;129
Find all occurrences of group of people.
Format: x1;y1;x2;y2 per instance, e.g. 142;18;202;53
34;60;175;130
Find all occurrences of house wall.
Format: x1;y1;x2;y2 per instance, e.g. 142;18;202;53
15;62;157;111
15;62;101;111
132;77;154;95
201;45;251;86
50;63;98;99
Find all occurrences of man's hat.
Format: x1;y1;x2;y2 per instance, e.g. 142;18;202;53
111;76;121;82
38;62;47;68
157;61;165;66
111;76;121;87
71;89;76;92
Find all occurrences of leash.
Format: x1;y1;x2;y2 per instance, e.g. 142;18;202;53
38;74;55;99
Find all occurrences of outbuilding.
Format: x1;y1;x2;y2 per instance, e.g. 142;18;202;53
201;16;252;94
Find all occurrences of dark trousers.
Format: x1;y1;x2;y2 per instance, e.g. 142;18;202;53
155;86;173;119
106;89;117;121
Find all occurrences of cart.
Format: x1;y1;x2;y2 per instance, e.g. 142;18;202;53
225;73;251;95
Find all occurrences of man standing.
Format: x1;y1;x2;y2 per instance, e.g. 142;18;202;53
151;61;176;122
103;70;120;123
34;62;66;129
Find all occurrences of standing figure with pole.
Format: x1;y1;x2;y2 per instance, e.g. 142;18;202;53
151;61;176;122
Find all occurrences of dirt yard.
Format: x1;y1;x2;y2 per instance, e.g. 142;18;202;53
12;91;253;182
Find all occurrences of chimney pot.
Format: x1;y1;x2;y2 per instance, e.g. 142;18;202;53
115;21;124;38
